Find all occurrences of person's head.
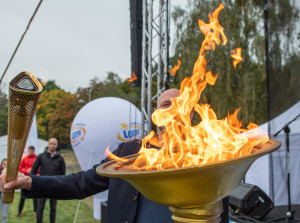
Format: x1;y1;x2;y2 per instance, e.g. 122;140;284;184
157;88;180;110
155;89;180;132
28;146;35;156
156;88;194;131
48;138;58;153
1;158;7;169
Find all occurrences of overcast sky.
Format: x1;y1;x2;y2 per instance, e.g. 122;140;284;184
0;0;185;94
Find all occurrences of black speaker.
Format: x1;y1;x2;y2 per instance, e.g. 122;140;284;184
130;0;143;87
229;183;274;219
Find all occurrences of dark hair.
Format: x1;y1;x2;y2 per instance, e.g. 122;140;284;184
1;158;7;166
28;146;35;150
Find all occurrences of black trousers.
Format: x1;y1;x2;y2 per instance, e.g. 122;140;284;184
18;194;38;213
37;198;57;223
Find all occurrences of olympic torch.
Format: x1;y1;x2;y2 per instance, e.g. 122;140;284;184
2;71;42;203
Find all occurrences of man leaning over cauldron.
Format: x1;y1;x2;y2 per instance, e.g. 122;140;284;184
0;88;229;223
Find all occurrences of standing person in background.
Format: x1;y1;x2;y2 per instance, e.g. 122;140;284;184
31;138;66;223
0;159;9;223
17;145;38;218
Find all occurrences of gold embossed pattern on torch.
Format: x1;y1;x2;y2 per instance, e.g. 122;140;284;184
3;72;42;203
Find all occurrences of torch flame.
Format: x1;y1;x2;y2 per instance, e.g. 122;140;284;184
231;48;244;69
105;146;129;163
168;60;181;76
109;4;268;171
126;72;137;82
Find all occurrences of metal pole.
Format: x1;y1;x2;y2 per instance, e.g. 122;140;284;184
140;0;170;136
147;0;153;133
164;0;170;90
158;0;163;97
263;0;274;202
141;0;148;137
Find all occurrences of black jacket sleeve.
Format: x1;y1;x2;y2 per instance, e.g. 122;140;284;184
22;164;109;200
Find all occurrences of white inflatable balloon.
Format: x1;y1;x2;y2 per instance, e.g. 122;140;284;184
70;97;142;220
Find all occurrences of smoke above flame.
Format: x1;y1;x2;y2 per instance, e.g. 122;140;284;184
107;4;268;171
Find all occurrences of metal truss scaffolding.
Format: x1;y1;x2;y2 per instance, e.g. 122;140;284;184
141;0;170;136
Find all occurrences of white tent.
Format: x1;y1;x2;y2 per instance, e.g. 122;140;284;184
0;115;47;160
245;101;300;206
0;135;48;160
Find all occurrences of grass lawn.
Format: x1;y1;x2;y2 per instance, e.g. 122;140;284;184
4;149;101;223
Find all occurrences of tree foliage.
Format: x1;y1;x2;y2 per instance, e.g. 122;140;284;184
76;72;140;107
36;88;81;145
0;85;8;136
40;79;61;92
266;0;300;118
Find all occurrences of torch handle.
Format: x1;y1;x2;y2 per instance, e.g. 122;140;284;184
2;190;15;204
2;174;17;204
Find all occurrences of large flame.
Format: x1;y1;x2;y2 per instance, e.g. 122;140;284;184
109;4;268;171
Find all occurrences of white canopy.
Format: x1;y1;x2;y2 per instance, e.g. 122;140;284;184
0;135;48;160
246;101;300;205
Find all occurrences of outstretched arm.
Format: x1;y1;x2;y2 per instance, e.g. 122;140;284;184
0;164;109;200
25;164;109;200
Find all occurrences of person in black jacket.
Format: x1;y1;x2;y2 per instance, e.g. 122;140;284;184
0;89;229;223
31;138;66;223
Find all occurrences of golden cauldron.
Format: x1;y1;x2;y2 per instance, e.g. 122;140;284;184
97;139;280;223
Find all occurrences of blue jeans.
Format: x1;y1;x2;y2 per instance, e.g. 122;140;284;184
0;195;10;223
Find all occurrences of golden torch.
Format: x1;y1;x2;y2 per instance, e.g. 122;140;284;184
2;71;42;203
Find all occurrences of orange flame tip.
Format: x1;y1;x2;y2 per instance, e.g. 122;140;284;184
105;146;129;163
39;78;47;86
168;60;181;76
231;48;244;69
126;72;137;82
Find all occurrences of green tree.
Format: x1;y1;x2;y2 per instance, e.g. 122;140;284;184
0;105;8;136
266;0;300;118
39;79;60;92
0;85;8;136
76;72;141;107
37;89;81;145
49;93;82;144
